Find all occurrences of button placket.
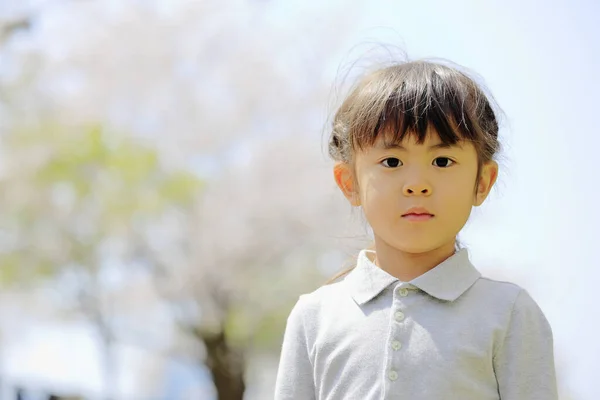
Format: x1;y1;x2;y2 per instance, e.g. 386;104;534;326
394;310;405;322
386;284;411;387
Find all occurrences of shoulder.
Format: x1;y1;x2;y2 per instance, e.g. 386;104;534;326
474;276;524;302
464;275;550;325
294;277;350;312
473;276;552;334
287;278;352;331
475;276;545;312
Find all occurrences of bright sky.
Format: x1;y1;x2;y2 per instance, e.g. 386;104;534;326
340;1;597;398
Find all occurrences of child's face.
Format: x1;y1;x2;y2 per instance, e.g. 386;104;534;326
335;130;497;254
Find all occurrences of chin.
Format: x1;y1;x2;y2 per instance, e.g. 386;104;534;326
388;237;452;255
389;241;438;254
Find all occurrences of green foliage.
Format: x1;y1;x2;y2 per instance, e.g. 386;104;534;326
0;123;203;285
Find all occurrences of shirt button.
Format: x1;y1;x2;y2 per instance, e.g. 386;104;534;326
398;288;409;297
388;370;398;381
394;311;405;322
391;340;402;350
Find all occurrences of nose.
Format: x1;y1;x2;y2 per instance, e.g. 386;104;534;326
403;180;432;196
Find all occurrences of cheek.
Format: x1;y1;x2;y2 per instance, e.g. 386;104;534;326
359;175;400;215
436;174;478;214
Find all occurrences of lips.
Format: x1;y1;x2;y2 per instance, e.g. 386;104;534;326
402;214;433;221
401;207;434;222
402;207;434;217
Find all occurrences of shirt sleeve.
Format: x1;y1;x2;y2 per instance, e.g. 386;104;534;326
274;295;317;400
493;288;558;400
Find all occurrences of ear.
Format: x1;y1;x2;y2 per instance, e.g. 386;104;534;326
473;160;498;206
333;162;361;206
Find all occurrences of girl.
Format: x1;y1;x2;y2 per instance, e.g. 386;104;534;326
274;59;558;400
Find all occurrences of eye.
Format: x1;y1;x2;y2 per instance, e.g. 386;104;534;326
381;157;402;168
433;157;455;168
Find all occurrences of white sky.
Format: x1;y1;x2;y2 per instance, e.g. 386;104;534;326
341;1;598;398
271;0;598;397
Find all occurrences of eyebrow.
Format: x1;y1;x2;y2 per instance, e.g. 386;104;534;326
380;142;463;151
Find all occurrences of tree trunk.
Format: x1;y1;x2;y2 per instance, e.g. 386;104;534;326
202;330;246;400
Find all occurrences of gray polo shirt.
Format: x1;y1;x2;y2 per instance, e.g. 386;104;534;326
274;248;558;399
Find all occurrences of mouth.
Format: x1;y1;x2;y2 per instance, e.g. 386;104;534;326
402;213;434;222
402;207;434;221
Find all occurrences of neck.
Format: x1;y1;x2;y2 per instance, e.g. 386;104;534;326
371;236;457;281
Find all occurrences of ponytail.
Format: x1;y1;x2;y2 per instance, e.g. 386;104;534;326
323;242;376;285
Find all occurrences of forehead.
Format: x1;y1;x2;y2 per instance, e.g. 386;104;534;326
353;116;465;151
372;128;465;149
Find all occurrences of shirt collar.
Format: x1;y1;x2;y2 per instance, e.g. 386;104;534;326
345;247;481;305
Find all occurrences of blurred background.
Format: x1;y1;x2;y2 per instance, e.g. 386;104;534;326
0;0;597;399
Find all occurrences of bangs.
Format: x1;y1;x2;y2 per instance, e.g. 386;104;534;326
347;62;486;151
